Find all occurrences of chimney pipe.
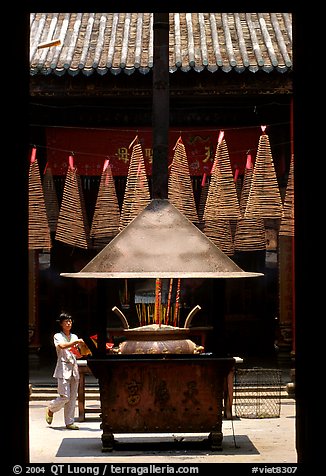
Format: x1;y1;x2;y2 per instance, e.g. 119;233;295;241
151;12;169;199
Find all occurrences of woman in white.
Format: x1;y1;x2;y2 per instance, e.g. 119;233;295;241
45;313;85;430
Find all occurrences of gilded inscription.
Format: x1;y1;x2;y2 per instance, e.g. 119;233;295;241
154;380;170;405
182;381;199;405
125;380;142;406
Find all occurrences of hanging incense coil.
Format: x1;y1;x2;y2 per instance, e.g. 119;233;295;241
279;154;294;237
203;138;241;221
197;178;209;224
168;138;199;224
90;161;120;247
119;141;151;230
55;165;90;249
203;219;235;256
28;156;52;250
234;217;266;251
244;132;283;219
234;169;243;202
42;166;59;233
230;218;237;242
230;169;242;239
234;156;266;251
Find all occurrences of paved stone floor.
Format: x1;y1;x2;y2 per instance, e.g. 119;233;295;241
29;397;297;464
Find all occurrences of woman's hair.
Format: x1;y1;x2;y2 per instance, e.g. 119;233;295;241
57;312;73;323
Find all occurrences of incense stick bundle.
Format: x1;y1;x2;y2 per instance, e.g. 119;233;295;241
28;156;52;251
154;278;162;325
173;278;181;327
165;278;174;325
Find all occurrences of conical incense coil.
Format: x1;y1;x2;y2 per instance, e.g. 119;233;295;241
203;137;241;221
28;153;52;251
234;154;266;251
168;138;198;223
244;132;283;219
279;154;294;237
90;160;120;241
198;176;209;224
42;165;59;233
119;141;151;230
55;162;90;249
234;167;243;202
230;168;242;239
234;218;266;251
239;157;254;216
203;219;234;256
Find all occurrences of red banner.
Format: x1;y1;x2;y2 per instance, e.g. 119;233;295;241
45;126;262;176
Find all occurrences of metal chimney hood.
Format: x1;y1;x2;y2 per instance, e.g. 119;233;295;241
60;14;262;282
61;199;263;279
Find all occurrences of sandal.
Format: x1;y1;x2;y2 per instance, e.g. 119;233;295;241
45;408;53;425
66;423;79;430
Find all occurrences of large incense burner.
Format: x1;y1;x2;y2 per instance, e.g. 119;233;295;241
87;353;235;451
119;324;204;354
61;199;262;451
113;304;204;354
60;14;262;453
84;298;235;451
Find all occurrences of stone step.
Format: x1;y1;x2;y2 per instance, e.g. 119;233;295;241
30;385;290;401
30;393;100;401
30;385;100;401
31;385;99;393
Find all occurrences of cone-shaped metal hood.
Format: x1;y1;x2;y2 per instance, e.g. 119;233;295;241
61;199;263;279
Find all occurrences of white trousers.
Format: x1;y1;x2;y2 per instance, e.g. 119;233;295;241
48;376;79;426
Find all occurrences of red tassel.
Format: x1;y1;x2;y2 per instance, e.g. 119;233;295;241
173;136;183;150
30;147;37;164
68;155;74;169
103;158;110;172
246;154;252;169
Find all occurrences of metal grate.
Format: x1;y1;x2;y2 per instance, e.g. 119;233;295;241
234;368;282;418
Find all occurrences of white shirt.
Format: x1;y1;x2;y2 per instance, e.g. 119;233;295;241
53;331;80;380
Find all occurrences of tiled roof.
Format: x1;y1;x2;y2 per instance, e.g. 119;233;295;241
30;13;292;77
